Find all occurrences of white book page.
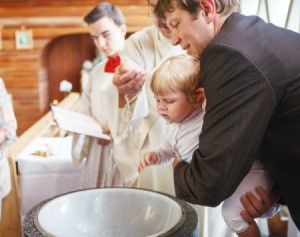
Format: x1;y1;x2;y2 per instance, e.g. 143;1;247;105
51;106;110;140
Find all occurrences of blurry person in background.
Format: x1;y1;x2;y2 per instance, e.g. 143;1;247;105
0;78;17;221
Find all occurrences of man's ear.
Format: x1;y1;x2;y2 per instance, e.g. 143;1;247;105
120;24;127;37
200;0;215;23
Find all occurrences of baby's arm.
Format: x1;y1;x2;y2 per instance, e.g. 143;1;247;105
222;160;275;234
138;152;158;172
138;124;175;172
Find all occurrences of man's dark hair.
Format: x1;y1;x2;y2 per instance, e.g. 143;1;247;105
84;2;125;26
155;0;240;22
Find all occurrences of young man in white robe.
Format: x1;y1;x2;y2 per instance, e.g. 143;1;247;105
72;3;132;188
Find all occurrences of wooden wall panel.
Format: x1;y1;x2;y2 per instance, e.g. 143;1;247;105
0;6;148;17
47;34;96;104
0;2;151;135
0;0;147;7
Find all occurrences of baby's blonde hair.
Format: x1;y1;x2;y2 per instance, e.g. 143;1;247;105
151;54;201;102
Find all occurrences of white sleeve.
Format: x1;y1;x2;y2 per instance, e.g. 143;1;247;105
71;71;93;165
117;32;152;141
152;124;174;165
121;31;146;70
261;203;283;218
77;72;93;116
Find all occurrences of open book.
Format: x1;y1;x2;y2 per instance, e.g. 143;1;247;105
51;105;111;140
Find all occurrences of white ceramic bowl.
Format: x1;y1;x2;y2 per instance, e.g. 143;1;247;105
35;188;183;237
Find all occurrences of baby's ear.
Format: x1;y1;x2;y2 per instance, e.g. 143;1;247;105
194;87;205;103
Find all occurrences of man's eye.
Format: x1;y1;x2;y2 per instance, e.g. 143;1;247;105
166;100;175;104
171;22;179;28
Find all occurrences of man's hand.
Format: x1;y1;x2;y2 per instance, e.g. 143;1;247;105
240;186;281;224
113;64;146;95
97;128;111;146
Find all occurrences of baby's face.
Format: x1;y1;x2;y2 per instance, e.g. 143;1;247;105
155;88;199;123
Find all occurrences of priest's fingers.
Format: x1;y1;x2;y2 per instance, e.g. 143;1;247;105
97;138;110;146
118;72;146;95
102;128;110;135
97;129;111;146
113;65;131;87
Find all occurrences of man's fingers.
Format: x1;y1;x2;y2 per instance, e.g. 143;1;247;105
102;129;110;135
240;186;279;225
118;83;136;95
240;210;255;224
119;71;137;84
255;187;272;208
246;191;264;214
113;63;146;94
240;193;261;218
121;71;145;84
118;73;145;94
113;65;132;86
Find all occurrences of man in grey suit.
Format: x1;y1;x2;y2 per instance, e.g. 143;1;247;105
155;0;300;230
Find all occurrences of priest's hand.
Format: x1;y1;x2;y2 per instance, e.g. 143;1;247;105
97;129;111;146
113;63;146;96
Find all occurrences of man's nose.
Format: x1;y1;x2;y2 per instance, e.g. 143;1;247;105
171;31;181;46
97;36;106;48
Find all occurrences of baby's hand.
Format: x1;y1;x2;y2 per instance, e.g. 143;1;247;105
138;152;158;173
